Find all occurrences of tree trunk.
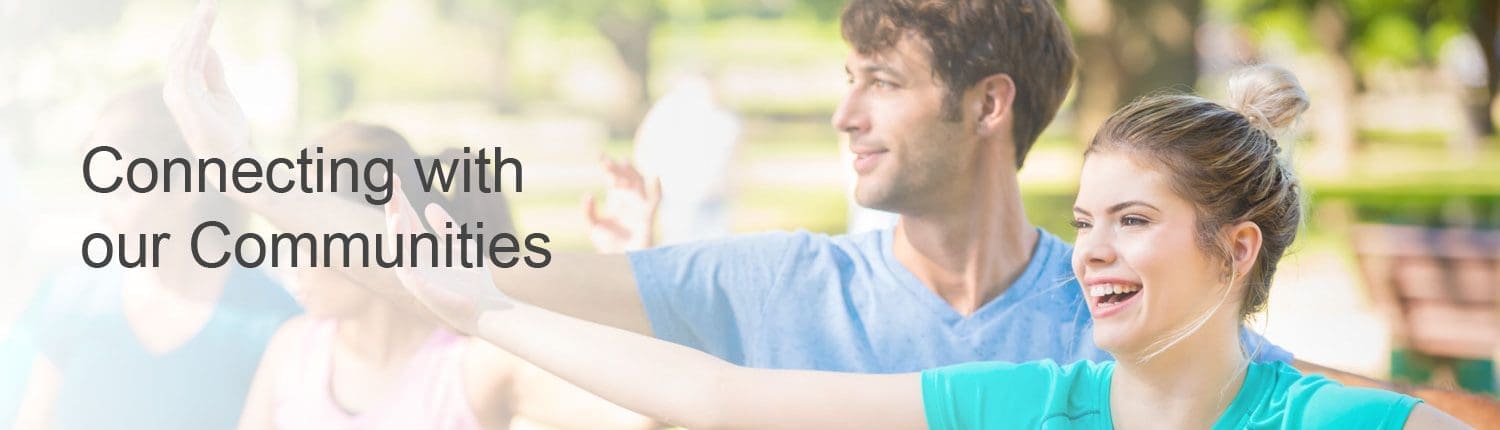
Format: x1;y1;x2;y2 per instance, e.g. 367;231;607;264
595;6;658;137
1071;0;1202;142
1469;0;1499;138
484;8;518;113
1308;0;1357;176
433;0;519;113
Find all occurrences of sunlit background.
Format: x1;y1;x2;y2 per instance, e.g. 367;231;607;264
2;0;1498;412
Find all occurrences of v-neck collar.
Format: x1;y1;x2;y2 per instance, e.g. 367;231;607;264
315;319;452;421
113;269;237;359
877;227;1058;332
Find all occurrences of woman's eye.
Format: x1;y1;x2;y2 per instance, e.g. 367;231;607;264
873;80;892;89
1121;216;1149;227
1070;219;1092;230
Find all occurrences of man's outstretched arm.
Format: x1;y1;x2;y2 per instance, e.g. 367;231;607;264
1294;359;1500;426
489;251;652;336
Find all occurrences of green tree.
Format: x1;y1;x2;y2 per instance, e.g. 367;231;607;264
1224;0;1487;171
513;0;845;135
514;0;661;135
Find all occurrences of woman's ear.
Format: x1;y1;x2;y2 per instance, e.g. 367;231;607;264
1227;221;1263;280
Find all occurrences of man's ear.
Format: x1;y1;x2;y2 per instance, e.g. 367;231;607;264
973;73;1016;137
1227;221;1263;281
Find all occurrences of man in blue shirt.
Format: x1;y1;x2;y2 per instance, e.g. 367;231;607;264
519;0;1292;371
163;0;1495;423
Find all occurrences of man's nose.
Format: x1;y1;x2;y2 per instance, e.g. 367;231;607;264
831;92;869;135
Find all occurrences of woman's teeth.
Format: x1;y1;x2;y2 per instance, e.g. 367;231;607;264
1088;284;1141;297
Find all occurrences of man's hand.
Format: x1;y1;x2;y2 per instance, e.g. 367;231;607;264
385;175;515;335
583;156;661;253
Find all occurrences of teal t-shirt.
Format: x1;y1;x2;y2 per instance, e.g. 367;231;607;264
923;360;1422;429
31;266;302;430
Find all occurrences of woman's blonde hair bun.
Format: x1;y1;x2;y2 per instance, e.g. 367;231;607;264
1226;64;1310;138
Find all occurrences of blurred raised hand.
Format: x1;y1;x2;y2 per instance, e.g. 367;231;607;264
162;0;251;161
583;156;661;253
384;176;515;335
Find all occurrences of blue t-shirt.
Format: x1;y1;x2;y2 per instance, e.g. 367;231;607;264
32;266;302;430
922;360;1421;429
629;228;1290;372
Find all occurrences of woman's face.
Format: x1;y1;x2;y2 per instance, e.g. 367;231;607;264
86;117;197;235
1071;151;1234;357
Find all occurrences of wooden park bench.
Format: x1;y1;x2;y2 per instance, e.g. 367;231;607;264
1352;223;1500;392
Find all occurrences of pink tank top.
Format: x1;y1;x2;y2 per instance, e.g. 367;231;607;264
272;319;486;429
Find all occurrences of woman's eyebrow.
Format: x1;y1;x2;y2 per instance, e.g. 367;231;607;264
1108;200;1160;214
1072;200;1161;216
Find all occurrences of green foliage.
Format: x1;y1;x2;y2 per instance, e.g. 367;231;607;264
1212;0;1478;70
1357;13;1424;67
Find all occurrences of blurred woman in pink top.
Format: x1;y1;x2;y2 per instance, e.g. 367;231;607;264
235;123;658;430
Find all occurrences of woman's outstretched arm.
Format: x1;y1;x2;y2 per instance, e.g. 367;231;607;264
383;184;926;430
477;299;923;429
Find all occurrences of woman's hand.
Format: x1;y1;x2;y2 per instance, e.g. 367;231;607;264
583;156;661;253
162;0;252;161
384;176;514;335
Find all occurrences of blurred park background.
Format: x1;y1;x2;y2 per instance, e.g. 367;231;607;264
2;0;1498;397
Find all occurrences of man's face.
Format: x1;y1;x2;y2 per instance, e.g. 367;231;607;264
833;35;976;214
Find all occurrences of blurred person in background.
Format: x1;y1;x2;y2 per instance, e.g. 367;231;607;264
584;155;660;254
630;74;740;246
13;83;303;429
235;122;658;430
